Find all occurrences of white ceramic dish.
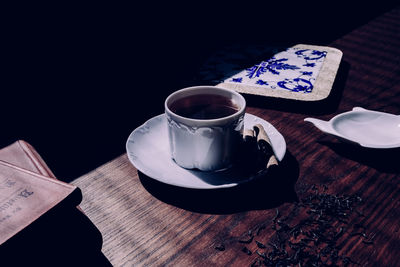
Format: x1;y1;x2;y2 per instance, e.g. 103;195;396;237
126;113;286;189
305;107;400;149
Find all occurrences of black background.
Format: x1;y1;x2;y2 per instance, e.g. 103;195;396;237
1;3;396;181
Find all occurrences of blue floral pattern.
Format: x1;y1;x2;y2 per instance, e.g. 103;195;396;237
226;48;327;93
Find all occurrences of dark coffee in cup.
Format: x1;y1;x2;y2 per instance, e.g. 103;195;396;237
168;94;239;120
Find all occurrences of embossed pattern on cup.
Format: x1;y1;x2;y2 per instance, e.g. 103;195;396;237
165;86;246;171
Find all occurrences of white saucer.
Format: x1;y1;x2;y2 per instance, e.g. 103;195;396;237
126;113;286;189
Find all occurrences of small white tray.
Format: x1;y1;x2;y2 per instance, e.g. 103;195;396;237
305;107;400;149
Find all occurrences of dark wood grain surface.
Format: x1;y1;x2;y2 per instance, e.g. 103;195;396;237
72;6;400;266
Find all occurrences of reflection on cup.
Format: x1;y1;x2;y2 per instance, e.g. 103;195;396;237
165;86;246;171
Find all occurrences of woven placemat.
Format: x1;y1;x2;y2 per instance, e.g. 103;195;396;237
217;44;342;101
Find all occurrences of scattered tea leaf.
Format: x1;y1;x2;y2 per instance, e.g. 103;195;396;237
241;246;252;255
214;244;225;251
255;240;266;249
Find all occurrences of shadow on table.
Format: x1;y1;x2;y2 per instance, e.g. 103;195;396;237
138;150;299;214
1;201;112;267
320;141;400;173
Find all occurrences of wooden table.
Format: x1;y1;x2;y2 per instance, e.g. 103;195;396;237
72;6;400;266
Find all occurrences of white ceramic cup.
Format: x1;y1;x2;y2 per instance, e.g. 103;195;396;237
165;86;246;171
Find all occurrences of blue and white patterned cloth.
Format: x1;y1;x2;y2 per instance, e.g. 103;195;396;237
225;48;327;93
